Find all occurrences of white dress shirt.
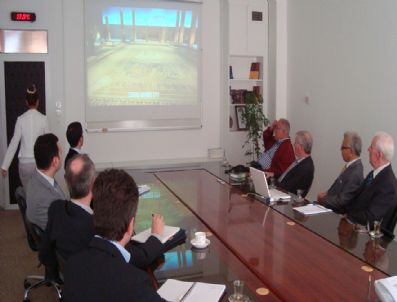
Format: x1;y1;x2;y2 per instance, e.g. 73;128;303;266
1;109;49;170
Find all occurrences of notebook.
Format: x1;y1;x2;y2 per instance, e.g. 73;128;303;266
131;225;180;244
158;279;225;302
293;203;332;216
249;167;291;202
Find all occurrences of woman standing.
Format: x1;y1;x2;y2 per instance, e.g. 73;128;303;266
1;84;49;188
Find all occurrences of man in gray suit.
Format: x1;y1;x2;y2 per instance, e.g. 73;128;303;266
26;133;66;230
317;131;364;213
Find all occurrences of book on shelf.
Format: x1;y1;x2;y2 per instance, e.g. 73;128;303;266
249;62;260;80
131;225;180;244
158;279;226;302
230;89;246;104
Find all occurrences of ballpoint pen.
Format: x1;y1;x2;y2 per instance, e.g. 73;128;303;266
177;282;196;302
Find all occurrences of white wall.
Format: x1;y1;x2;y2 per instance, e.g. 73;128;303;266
286;0;397;199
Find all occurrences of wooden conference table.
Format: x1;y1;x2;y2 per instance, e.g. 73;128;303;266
146;167;392;301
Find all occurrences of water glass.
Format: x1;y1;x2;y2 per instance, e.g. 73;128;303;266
232;280;244;301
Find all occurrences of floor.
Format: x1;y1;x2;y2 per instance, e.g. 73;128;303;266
0;209;59;302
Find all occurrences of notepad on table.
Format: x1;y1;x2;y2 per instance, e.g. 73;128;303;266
138;184;151;196
131;225;180;244
293;203;332;216
158;279;226;302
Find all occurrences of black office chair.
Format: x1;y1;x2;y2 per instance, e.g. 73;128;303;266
381;206;397;239
15;187;63;302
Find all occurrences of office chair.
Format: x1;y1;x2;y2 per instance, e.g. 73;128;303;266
381;206;397;239
15;187;63;302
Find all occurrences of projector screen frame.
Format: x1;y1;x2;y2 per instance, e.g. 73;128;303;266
83;0;203;132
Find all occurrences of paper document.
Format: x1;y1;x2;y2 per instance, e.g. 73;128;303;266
131;225;180;244
138;184;151;196
158;279;226;302
294;203;332;216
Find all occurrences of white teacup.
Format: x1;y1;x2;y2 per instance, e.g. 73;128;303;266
194;232;206;246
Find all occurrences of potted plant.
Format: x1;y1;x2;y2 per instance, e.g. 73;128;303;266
241;91;269;160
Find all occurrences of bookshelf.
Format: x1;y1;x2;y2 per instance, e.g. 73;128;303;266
228;55;264;131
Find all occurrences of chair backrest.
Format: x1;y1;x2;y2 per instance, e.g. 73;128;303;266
382;206;397;239
15;187;37;251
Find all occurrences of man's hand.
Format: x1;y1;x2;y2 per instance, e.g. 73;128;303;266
265;171;274;178
317;192;327;203
151;214;165;236
270;119;278;130
1;169;7;177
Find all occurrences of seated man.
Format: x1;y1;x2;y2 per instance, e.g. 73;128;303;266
64;121;83;169
40;154;165;272
64;169;167;302
26;133;65;230
346;132;397;236
277;130;314;197
318;131;364;213
258;119;295;178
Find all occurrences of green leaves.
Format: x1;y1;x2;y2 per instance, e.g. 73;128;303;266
241;92;269;160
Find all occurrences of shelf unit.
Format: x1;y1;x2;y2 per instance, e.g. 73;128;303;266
228;55;264;131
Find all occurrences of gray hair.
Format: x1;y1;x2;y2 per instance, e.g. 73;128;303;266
374;131;394;162
296;130;313;154
278;118;290;134
344;131;362;156
65;154;96;199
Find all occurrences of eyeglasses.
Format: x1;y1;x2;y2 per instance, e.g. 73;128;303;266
340;146;351;150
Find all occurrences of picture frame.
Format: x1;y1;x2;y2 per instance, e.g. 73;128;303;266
235;105;247;130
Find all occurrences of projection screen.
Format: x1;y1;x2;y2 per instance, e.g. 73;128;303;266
84;0;202;131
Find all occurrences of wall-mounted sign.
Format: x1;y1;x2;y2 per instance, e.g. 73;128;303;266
11;12;36;22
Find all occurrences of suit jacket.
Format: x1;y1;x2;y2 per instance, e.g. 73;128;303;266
323;159;364;214
263;127;295;177
26;170;66;230
278;156;314;197
63;237;166;302
347;165;397;236
39;199;164;270
64;148;79;169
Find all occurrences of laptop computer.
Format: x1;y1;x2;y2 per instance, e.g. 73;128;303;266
249;167;291;202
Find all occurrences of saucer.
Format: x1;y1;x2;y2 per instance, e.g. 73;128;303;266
190;238;210;249
228;294;250;302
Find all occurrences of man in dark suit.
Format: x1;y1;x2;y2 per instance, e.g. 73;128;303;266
318;131;364;213
40;155;165;278
64;121;83;169
346;132;397;236
277;130;314;197
26;133;65;230
258;119;295;178
64;169;166;302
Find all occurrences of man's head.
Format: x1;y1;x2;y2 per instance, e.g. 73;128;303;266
93;169;139;242
341;131;362;162
66;122;83;149
65;154;95;200
294;130;313;159
26;84;39;108
274;119;290;140
368;132;394;169
34;133;62;175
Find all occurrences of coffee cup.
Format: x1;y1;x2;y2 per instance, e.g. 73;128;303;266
194;231;206;246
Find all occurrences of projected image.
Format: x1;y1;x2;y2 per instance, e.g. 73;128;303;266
86;5;200;106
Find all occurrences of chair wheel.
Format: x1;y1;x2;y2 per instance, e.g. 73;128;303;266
23;280;31;289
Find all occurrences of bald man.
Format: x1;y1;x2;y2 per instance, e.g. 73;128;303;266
40;154;165;282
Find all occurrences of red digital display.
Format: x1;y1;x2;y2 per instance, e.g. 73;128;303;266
11;12;36;22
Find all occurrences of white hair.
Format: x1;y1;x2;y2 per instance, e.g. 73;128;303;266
374;131;394;162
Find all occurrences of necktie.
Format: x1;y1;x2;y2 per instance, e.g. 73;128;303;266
364;171;374;186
